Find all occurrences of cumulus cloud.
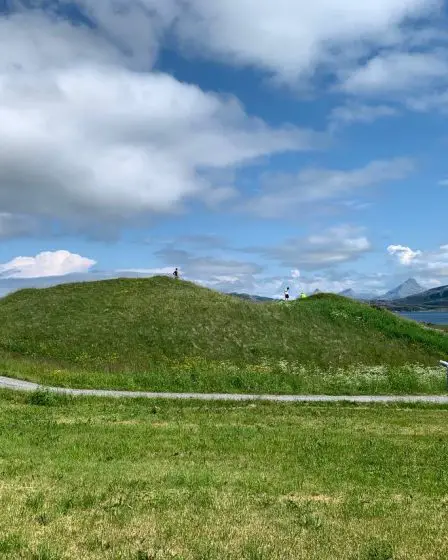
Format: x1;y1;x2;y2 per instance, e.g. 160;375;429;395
1;1;444;241
387;244;422;265
26;0;436;86
340;51;448;95
0;250;96;278
388;244;448;278
0;7;322;237
173;0;440;84
244;158;414;219
252;225;371;270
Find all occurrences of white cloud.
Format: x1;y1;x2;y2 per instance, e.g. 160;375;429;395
259;225;372;270
0;11;122;71
340;51;448;95
388;244;448;278
388;244;422;265
0;2;443;240
329;103;398;130
245;158;414;218
12;1;441;89
0;9;322;236
0;250;96;278
49;0;438;85
421;246;448;277
173;0;440;84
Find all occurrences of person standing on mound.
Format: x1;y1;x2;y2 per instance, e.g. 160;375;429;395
284;286;290;301
173;267;179;279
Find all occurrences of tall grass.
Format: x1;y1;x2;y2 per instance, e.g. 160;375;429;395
1;355;446;395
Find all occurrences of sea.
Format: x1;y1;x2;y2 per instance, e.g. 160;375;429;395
397;312;448;325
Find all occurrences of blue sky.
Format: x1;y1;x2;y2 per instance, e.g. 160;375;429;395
0;0;448;297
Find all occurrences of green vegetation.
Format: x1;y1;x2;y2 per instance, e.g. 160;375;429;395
0;392;448;559
1;279;445;559
0;277;447;394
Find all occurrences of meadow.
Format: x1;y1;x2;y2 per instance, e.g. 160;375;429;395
1;278;448;558
0;277;446;395
0;392;447;559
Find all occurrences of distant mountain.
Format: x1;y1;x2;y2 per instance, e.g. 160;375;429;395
380;278;425;301
228;292;274;303
385;284;448;310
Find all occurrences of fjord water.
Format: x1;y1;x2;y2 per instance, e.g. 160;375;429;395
398;311;448;325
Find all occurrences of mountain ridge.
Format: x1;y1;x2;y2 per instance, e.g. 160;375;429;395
382;284;448;310
380;278;425;301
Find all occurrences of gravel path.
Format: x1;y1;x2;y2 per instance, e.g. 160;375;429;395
1;375;448;403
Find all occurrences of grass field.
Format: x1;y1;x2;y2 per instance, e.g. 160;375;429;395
0;392;448;559
0;277;447;395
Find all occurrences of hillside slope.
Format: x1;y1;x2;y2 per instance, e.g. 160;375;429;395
0;277;446;375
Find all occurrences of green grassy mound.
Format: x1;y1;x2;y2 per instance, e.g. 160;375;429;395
0;276;446;393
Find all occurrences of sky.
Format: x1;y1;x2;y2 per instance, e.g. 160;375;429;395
0;0;448;298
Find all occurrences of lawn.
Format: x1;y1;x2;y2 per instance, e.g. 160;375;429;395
1;392;448;559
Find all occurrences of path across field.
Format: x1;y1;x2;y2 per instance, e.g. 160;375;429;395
1;376;448;403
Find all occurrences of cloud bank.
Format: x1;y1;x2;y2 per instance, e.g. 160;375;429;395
0;6;321;236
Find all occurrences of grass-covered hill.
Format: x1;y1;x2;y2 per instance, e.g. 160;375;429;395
0;276;447;394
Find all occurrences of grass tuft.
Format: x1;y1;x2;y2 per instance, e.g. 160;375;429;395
358;539;394;560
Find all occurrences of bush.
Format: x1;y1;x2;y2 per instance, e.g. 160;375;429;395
27;389;73;407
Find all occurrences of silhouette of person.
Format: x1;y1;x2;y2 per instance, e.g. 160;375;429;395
284;286;290;301
173;267;179;279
